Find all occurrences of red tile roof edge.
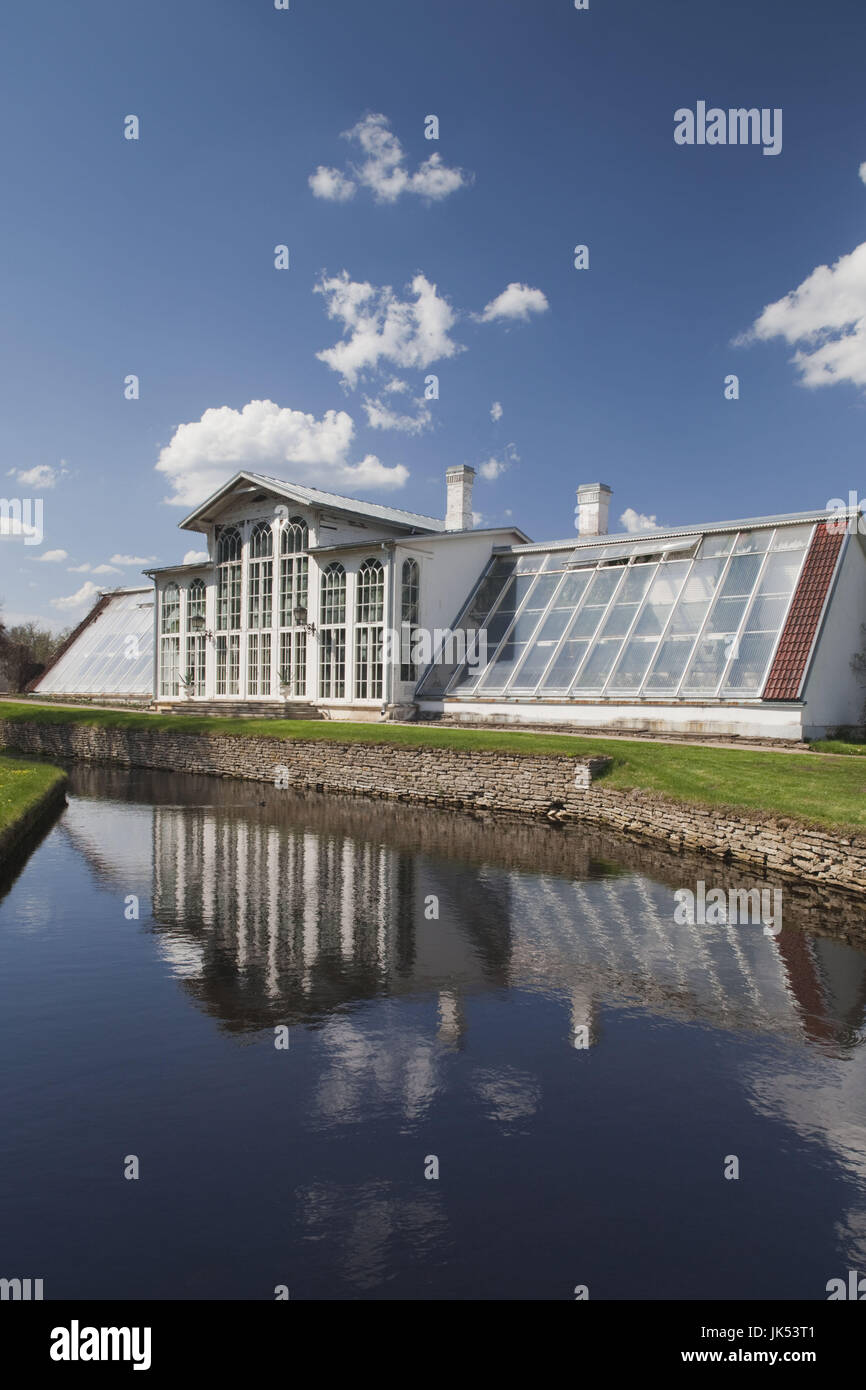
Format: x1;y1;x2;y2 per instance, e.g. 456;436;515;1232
762;523;845;701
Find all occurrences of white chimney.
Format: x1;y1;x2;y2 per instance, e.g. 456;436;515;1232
445;465;475;531
576;482;612;538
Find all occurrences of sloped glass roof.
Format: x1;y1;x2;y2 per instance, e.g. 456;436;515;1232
35;590;154;696
416;523;815;702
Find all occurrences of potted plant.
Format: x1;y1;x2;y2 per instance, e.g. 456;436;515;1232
178;670;196;699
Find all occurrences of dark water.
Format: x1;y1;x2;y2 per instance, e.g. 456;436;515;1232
2;763;866;1301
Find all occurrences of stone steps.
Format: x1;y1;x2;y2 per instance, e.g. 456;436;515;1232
155;700;323;720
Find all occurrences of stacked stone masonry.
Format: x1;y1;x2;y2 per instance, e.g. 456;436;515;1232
1;718;863;896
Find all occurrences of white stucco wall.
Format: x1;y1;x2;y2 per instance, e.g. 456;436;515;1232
417;698;805;741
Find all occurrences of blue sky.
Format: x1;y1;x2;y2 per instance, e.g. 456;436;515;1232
2;0;865;628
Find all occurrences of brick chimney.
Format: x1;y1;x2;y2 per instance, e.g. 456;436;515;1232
576;482;612;538
445;465;475;531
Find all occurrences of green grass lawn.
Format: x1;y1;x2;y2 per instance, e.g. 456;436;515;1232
0;753;67;841
810;738;866;757
2;700;866;834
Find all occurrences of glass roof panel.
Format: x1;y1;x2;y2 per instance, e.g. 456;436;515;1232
416;523;817;704
35;591;154;696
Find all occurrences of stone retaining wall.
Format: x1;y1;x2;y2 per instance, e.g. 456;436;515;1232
1;717;863;896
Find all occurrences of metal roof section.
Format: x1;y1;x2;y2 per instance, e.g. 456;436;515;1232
495;507;859;557
178;471;447;535
309;525;531;557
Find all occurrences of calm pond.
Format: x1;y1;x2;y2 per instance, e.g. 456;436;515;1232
2;762;866;1300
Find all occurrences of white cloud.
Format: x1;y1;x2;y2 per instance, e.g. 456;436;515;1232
11;463;63;489
471;510;483;528
620;508;660;533
311;114;469;205
479;283;549;323
156;398;408;507
183;549;209;565
478;443;518;481
738;240;866;389
36;549;67;563
110;554;156;566
68;562;90;572
383;377;409;394
51;580;102;611
362;396;431;435
316;271;462;388
490;400;503;421
91;563;121;576
859;162;866;186
308;166;356;202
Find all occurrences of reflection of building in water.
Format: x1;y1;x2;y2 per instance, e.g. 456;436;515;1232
508;871;866;1045
150;802;512;1033
58;775;866;1053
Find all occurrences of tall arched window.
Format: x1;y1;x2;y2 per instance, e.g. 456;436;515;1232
215;526;241;695
247;521;274;696
279;517;309;697
400;557;420;683
319;563;346;699
355;558;385;700
185;578;207;696
159;583;181;697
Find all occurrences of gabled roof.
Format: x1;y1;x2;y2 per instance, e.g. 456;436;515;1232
179;471;446;535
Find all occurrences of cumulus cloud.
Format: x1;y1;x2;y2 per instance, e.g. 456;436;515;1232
860;162;866;186
91;563;121;575
620;508;660;533
316;272;462;388
310;114;470;205
183;549;209;565
479;283;549;323
383;377;409;394
110;553;157;566
362;396;431;435
10;463;65;489
490;400;503;421
36;549;67;563
51;580;101;611
308;166;356;202
737;240;866;390
155;398;408;507
478;443;519;481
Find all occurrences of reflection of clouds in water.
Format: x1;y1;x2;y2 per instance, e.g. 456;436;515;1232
313;1016;439;1126
747;1051;866;1184
153;934;205;979
470;1066;540;1129
834;1206;866;1269
296;1179;448;1292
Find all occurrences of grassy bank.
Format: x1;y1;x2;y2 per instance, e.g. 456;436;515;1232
0;753;67;847
2;700;866;834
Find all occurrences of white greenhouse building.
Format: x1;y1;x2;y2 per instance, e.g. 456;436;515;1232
31;471;866;742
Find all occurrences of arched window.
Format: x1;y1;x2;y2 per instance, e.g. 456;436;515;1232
278;517;309;697
247;522;274;696
215;526;241;695
400;558;420;683
319;563;346;699
185;579;207;697
159;583;180;697
355;559;385;700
